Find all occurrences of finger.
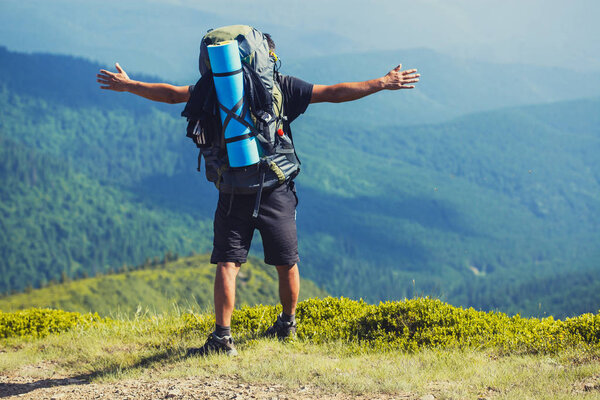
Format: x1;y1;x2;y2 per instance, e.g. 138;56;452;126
100;86;112;90
402;78;420;84
404;73;420;79
115;63;124;74
394;64;402;71
400;85;415;89
97;79;111;85
99;69;115;77
402;69;418;75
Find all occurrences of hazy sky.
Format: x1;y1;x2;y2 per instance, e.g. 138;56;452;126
171;0;600;69
1;0;599;80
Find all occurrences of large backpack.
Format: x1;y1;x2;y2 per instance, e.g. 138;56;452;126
181;25;300;216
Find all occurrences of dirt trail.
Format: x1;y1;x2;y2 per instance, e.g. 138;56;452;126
0;375;416;400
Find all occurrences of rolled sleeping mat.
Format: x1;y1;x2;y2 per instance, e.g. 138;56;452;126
207;40;260;168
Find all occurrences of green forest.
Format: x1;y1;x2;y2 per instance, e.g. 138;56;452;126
0;47;598;319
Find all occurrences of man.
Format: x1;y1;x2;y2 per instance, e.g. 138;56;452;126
97;33;419;356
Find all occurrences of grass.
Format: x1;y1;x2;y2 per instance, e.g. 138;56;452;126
2;324;599;399
1;298;600;399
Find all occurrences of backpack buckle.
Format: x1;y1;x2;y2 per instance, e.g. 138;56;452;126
256;110;273;124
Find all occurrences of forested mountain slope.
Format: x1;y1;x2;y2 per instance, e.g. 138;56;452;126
292;98;600;318
0;136;213;291
0;48;598;318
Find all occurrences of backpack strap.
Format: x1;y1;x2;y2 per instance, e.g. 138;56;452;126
268;160;286;184
251;160;286;218
218;100;273;152
218;99;259;142
215;164;228;191
252;163;267;218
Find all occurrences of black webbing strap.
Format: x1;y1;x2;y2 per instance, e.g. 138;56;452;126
219;100;261;139
213;68;242;77
226;174;236;217
252;164;267;219
224;133;253;144
218;97;275;152
220;97;244;134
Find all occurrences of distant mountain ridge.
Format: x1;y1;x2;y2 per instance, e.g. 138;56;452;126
3;45;600;127
286;47;600;125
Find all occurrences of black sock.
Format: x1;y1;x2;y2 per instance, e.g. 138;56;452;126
214;324;231;337
281;312;295;324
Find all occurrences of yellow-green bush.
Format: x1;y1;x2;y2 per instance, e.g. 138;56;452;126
190;297;600;353
563;312;600;344
354;298;575;353
0;308;103;338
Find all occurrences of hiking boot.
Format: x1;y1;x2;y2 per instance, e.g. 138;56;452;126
186;333;238;357
264;313;297;340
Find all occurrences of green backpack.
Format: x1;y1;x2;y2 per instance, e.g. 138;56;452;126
181;25;300;217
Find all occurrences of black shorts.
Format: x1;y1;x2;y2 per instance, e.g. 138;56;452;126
211;181;299;266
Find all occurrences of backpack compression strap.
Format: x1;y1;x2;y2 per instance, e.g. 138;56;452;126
218;99;273;153
219;98;257;144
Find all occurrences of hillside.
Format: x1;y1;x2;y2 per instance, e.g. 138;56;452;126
292;97;600;317
0;254;327;316
0;136;213;291
0;47;599;318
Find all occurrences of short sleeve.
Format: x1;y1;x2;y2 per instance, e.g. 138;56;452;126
279;75;313;123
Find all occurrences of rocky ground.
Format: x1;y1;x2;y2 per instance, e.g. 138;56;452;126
0;374;419;400
2;360;598;399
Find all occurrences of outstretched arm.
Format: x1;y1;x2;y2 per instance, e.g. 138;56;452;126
310;64;419;104
96;63;190;104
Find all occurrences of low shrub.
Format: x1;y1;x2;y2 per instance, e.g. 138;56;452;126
0;308;103;338
2;298;599;354
217;297;600;353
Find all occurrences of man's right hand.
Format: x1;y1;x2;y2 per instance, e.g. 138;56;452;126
97;63;132;92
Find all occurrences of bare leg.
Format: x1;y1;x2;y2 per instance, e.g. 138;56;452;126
214;262;241;326
276;264;300;315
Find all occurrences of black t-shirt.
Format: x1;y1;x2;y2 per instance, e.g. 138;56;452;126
277;75;313;123
188;74;313;124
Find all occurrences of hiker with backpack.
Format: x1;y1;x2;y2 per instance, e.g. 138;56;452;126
97;25;419;356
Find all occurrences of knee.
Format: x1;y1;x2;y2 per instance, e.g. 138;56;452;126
216;262;241;278
276;264;298;278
